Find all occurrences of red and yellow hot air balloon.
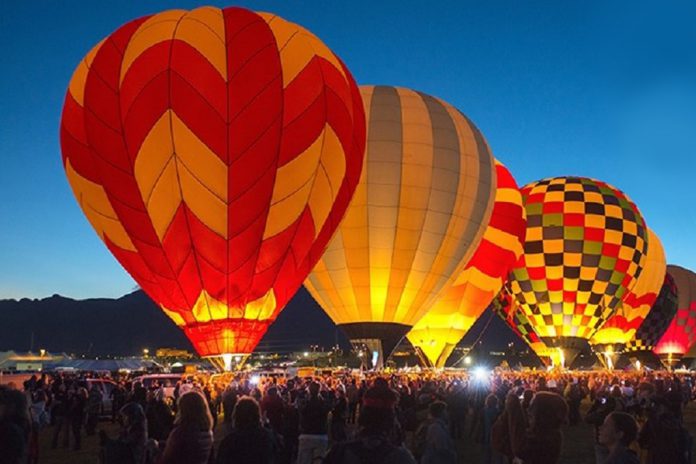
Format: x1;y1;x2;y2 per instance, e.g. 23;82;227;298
407;161;526;367
654;265;696;366
305;86;496;368
589;229;666;365
59;6;365;368
624;273;678;355
508;177;649;365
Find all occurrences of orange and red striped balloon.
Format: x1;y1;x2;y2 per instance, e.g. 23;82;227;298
407;161;526;367
60;7;365;359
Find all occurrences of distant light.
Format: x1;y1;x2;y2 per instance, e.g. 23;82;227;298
636;360;641;370
250;375;260;385
303;352;309;357
464;356;472;365
473;366;489;382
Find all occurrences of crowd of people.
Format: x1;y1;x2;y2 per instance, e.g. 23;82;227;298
0;368;695;463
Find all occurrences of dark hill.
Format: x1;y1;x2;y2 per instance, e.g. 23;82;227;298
0;288;521;357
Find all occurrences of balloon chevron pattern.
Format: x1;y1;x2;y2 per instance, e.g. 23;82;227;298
60;6;366;357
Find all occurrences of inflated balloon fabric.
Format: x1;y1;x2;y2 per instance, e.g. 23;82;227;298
508;177;648;342
60;6;366;356
407;161;526;366
654;265;696;356
306;85;496;333
590;229;666;349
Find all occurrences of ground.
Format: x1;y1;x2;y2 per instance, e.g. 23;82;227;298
37;400;696;463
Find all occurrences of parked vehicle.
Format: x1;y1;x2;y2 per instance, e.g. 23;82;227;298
131;374;183;399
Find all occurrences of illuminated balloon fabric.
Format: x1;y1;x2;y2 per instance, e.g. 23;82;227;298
654;265;696;357
305;85;496;361
59;7;366;358
407;161;526;367
508;177;648;354
624;273;678;352
590;229;666;350
491;289;554;365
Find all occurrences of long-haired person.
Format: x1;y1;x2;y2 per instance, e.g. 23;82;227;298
159;391;214;464
216;396;278;464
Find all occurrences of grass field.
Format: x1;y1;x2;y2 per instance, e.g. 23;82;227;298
36;400;696;463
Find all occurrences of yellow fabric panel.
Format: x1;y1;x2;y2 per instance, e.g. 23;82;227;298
384;88;433;321
134;113;173;203
308;125;346;234
264;126;326;239
145;156;181;242
628;230;665;297
120;10;187;84
244;289;277;321
261;14;345;87
65;160;136;252
160;306;186;326
68;39;105;107
171;112;227;201
175;7;227;80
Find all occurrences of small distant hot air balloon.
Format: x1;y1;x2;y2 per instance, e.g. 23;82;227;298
590;229;665;366
407;161;526;367
305;85;496;368
654;265;696;367
624;273;678;356
60;6;366;369
508;177;649;365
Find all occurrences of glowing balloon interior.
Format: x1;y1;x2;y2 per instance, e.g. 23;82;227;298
60;6;366;365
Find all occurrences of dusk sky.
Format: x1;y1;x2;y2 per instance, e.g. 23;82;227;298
1;1;695;300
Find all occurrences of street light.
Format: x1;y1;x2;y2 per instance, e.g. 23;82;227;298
142;348;149;358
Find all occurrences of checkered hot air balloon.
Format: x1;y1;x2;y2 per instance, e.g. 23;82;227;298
492;288;556;366
59;7;366;367
624;272;678;354
654;265;696;366
590;229;666;357
407;161;526;367
507;177;649;364
305;86;496;369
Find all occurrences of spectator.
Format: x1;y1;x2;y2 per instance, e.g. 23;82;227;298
324;382;416;464
420;401;457;464
216;396;278;464
297;382;329;464
598;412;639;464
0;386;30;464
159;391;214;464
100;402;149;464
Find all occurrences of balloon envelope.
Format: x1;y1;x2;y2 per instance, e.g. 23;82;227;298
654;265;696;358
407;161;526;367
625;272;678;353
590;229;666;350
60;6;366;359
508;177;648;361
305;85;496;366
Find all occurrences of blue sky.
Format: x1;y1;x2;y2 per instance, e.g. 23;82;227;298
1;1;694;299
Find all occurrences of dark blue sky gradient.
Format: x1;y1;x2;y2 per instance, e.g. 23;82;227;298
1;1;694;299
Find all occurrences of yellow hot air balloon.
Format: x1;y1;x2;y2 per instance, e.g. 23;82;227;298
508;177;649;365
407;161;526;367
305;85;496;368
590;229;666;366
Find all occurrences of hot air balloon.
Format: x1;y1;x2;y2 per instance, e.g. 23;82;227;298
492;288;558;366
507;177;648;365
305;85;496;368
407;161;526;367
589;229;665;367
59;6;366;369
654;265;696;367
624;273;678;356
